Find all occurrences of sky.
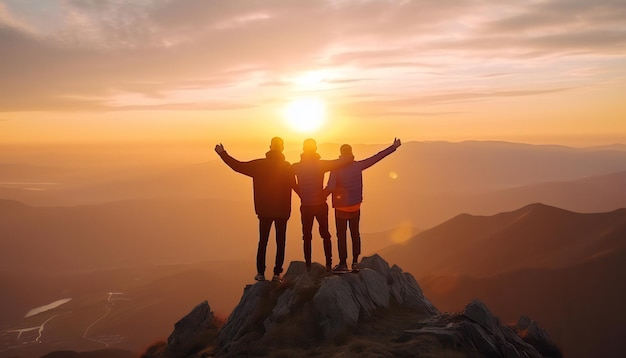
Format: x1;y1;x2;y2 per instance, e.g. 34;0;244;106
0;0;625;147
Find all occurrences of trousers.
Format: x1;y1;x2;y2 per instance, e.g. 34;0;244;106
335;209;361;265
300;203;332;266
257;217;287;275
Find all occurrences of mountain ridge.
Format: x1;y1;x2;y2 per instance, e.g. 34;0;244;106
379;202;626;278
421;247;626;358
139;255;561;358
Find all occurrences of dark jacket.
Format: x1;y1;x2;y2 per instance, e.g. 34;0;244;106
218;150;296;218
292;153;347;206
326;144;397;208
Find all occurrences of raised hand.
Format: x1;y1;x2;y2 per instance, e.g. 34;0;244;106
393;137;402;148
215;143;226;154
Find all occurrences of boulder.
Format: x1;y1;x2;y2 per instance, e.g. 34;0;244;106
161;300;217;358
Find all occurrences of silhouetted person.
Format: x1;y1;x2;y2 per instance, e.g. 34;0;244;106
325;138;402;272
215;137;297;282
292;138;348;272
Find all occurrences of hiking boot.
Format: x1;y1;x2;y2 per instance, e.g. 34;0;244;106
254;273;265;281
332;264;349;273
271;274;282;283
351;262;360;273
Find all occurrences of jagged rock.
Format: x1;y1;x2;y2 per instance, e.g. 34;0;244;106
460;300;544;357
342;268;389;315
362;254;438;314
151;255;561;357
314;275;361;339
214;255;440;355
516;316;563;358
399;300;561;358
214;281;274;355
282;261;325;288
163;300;217;358
464;299;507;342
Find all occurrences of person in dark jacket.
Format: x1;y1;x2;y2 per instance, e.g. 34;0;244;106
292;138;348;272
324;138;401;272
215;137;297;282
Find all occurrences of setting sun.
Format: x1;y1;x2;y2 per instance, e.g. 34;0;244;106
283;97;327;133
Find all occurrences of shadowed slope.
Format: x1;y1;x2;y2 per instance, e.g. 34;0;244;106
379;203;626;278
422;249;626;358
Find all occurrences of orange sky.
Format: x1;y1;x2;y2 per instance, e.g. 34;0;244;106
1;0;625;147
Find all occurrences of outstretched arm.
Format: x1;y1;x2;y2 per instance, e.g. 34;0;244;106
320;156;352;172
358;138;401;170
214;143;255;177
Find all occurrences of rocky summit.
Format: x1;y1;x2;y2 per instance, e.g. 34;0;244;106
143;254;561;357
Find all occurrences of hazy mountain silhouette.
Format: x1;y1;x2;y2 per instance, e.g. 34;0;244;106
0;261;249;358
379;204;626;358
460;170;626;216
378;203;626;278
3;203;621;357
0;198;258;272
2;140;626;357
0;197;351;281
423;249;625;358
2;141;626;231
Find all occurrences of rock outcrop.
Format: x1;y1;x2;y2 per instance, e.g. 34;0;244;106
145;254;561;357
405;300;563;357
215;254;438;356
145;301;220;358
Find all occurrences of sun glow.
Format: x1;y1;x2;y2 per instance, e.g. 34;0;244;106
283;97;327;133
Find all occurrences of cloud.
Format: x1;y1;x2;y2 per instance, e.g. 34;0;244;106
0;0;624;112
483;0;626;33
338;87;571;117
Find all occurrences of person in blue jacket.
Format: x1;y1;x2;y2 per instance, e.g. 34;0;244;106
324;138;401;272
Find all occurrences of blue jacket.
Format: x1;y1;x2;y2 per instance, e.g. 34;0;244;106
326;145;397;208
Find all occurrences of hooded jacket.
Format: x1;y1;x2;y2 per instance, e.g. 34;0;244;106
218;150;296;218
292;152;347;206
326;144;397;208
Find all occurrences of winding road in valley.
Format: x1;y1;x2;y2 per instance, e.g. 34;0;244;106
82;292;128;347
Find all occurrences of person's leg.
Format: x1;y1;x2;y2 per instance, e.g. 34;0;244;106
316;203;332;269
348;210;361;264
300;205;314;268
257;217;273;276
274;218;287;275
335;210;348;266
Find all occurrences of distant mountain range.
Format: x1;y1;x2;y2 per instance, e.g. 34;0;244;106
379;203;626;277
379;203;626;358
1;203;624;357
2;140;626;230
2;141;626;357
422;249;625;358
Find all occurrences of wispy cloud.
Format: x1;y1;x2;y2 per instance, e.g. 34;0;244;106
0;0;624;112
338;87;571;117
